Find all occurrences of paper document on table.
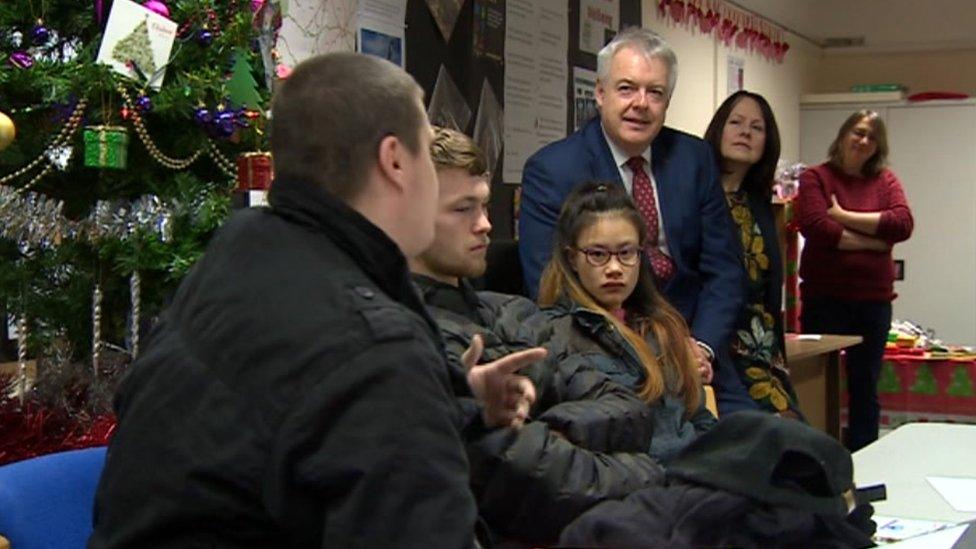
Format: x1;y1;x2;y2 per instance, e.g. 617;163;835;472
881;523;968;547
873;515;956;543
927;476;976;512
796;334;823;341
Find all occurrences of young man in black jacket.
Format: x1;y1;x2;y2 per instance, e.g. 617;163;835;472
409;127;666;545
90;53;543;548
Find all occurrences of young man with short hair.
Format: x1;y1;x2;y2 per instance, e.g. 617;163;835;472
410;127;665;545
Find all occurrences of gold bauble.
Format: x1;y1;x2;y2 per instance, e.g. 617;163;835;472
0;111;15;151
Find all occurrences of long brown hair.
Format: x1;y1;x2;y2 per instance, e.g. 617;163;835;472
538;182;701;414
827;110;889;178
702;90;781;198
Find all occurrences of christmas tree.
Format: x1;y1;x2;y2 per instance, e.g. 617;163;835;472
227;48;263;110
112;19;156;76
0;0;280;463
946;365;974;397
877;361;902;393
909;364;938;395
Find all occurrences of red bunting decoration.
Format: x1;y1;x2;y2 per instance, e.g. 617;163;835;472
668;0;686;24
656;0;790;63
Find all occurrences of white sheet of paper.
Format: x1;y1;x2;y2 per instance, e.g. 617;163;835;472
883;523;968;548
874;515;956;542
248;190;268;207
796;334;823;341
927;476;976;512
502;0;568;183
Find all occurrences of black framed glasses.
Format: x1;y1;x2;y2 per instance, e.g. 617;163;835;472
573;246;642;267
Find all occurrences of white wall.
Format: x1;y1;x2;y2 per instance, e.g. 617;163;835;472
641;5;822;164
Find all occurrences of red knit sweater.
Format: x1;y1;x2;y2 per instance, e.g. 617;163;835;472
795;163;914;301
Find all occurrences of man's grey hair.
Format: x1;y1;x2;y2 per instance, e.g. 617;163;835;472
596;27;678;99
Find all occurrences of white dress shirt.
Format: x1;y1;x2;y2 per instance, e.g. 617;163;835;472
601;127;670;256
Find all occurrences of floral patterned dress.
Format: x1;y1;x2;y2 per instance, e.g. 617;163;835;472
726;190;802;417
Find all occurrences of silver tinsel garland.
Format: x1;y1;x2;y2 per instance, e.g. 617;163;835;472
0;186;175;250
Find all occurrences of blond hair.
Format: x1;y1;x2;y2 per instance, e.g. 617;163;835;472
430;126;488;176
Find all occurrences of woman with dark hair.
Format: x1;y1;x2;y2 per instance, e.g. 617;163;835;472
539;182;715;462
795;110;914;450
703;90;801;418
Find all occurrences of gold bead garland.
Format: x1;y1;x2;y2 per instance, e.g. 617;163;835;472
116;84;240;182
207;140;237;181
1;84;247;187
0;98;88;190
117;84;204;170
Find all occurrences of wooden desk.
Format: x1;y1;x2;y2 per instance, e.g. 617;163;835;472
786;334;862;439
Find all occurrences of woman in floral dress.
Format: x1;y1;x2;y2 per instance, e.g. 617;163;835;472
703;91;802;418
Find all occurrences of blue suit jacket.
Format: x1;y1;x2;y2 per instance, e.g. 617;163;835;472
519;118;749;407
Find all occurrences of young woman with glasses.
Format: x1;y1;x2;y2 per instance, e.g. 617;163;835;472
538;182;715;462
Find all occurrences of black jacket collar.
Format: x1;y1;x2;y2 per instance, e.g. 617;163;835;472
413;275;485;326
268;176;427;317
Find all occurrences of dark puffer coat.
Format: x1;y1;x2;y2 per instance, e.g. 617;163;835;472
543;299;716;463
415;276;665;544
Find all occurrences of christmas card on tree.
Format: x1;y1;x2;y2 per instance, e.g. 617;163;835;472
96;0;177;90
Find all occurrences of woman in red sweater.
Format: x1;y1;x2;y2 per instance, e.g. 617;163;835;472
796;110;914;451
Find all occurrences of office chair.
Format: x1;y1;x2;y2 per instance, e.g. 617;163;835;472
0;446;107;549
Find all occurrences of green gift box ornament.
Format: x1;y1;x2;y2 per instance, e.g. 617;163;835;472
84;125;129;169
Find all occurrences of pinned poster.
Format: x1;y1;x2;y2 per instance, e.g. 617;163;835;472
728;55;745;95
357;0;407;67
276;0;357;67
579;0;618;54
573;67;598;131
357;20;405;67
473;0;504;64
96;0;177;90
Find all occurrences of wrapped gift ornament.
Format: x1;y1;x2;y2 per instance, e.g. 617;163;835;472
236;151;273;190
84;125;129;169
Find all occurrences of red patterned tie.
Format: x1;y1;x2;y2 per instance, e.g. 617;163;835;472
626;156;675;283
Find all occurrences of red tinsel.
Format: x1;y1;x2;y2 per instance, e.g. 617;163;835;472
0;346;126;466
0;397;115;466
658;0;790;63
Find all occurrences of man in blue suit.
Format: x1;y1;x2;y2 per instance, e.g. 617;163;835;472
518;27;755;413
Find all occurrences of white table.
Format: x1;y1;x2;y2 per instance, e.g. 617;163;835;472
853;422;976;523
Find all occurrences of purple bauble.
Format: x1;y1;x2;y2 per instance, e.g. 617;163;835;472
8;51;33;69
142;0;170;18
193;107;212;126
196;29;214;46
29;24;50;45
136;95;153;113
215;111;236;137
